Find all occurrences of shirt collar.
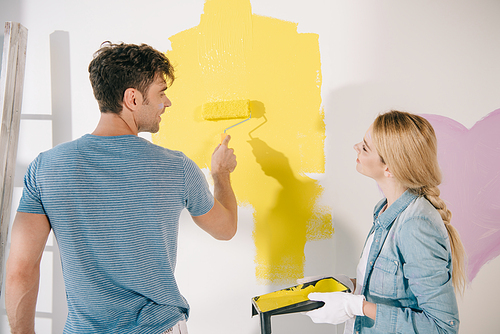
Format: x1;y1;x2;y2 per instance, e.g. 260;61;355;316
373;190;418;229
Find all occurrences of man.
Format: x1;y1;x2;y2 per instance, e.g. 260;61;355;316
6;42;237;334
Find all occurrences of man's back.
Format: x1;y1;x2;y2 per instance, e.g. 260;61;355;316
18;134;214;333
6;42;237;334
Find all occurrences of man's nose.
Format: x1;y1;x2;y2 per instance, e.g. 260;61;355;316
164;96;172;107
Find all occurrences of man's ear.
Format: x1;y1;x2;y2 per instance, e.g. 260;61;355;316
123;88;141;111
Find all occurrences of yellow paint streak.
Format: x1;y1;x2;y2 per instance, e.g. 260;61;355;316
153;0;332;284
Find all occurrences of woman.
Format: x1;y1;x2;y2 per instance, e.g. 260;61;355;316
306;110;466;333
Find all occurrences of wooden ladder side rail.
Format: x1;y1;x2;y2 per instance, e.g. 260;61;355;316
0;22;28;296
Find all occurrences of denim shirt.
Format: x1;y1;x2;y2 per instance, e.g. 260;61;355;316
354;190;459;334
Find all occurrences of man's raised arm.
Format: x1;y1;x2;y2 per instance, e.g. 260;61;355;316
192;135;237;240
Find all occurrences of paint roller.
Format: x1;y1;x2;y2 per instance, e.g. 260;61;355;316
202;99;252;143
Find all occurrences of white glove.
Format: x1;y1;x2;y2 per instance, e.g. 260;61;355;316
306;292;365;325
297;274;354;293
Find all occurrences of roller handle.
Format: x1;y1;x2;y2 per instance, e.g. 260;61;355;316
221;132;229;144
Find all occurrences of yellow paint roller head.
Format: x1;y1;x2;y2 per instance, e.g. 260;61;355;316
202;99;251;120
202;99;252;142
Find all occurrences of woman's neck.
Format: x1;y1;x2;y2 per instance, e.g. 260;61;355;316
378;178;407;208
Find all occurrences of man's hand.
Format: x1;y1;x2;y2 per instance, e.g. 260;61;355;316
211;135;237;176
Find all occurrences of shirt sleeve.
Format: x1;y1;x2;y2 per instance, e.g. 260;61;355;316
182;155;214;217
17;155;47;215
373;216;459;334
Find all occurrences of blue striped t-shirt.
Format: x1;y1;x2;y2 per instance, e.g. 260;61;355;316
18;134;214;333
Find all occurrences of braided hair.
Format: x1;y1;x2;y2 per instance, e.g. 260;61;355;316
372;110;466;293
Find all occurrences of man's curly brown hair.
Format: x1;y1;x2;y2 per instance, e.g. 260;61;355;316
88;42;174;114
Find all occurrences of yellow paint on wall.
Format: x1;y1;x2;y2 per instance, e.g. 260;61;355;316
153;0;332;284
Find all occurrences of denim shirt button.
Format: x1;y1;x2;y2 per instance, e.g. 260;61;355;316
450;321;454;326
370;261;373;265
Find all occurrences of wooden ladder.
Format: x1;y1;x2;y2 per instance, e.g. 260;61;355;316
0;21;28;295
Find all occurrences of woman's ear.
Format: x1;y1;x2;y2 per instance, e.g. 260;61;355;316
384;165;392;178
123;88;141;111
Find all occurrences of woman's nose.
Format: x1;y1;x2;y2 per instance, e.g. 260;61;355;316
354;142;361;153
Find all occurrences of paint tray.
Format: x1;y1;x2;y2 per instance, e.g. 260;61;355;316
251;277;350;334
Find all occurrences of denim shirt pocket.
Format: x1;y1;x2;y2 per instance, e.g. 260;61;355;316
369;256;402;298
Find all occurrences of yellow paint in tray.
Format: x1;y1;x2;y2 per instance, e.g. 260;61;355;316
253;278;349;313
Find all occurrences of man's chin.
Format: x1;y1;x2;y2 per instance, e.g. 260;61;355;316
138;125;160;134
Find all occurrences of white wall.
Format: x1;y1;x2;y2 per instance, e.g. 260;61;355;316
1;0;499;333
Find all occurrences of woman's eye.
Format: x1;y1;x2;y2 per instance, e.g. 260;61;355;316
363;145;367;152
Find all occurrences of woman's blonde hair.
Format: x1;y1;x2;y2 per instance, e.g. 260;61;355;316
372;110;466;293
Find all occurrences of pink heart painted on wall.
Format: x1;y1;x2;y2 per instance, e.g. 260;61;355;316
423;109;500;282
